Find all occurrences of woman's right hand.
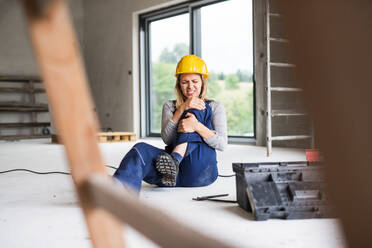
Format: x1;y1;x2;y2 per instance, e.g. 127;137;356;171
172;97;205;124
182;97;205;111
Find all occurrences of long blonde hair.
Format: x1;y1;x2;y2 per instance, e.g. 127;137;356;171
174;74;208;109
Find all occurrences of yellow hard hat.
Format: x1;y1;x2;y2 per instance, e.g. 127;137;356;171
175;55;209;79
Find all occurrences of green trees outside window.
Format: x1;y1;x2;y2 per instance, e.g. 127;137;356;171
151;43;254;136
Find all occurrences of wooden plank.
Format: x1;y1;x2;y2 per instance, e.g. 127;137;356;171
84;174;229;248
0;107;48;112
269;37;289;43
22;1;125;248
270;87;302;92
0;87;46;93
270;62;296;67
0;134;50;140
97;132;135;136
0;76;42;82
253;0;267;146
51;133;136;144
269;13;282;17
0;101;48;108
271;110;308;117
271;135;311;141
97;132;136;142
0;122;50;128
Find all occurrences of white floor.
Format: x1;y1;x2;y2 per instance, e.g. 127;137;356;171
0;138;347;248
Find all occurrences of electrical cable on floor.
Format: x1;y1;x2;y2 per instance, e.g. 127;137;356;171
218;174;236;177
200;198;237;203
0;166;236;179
0;169;70;175
192;193;237;203
0;165;117;176
0;167;237;203
105;165;118;170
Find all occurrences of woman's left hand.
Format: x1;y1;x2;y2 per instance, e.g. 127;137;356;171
178;113;200;133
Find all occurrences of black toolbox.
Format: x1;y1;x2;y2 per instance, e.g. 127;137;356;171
232;161;334;221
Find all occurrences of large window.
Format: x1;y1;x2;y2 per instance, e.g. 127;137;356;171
140;0;254;138
149;14;190;132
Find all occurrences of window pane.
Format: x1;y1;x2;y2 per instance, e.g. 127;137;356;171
201;0;254;136
150;14;190;133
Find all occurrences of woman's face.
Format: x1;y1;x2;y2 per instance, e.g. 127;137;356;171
179;73;203;99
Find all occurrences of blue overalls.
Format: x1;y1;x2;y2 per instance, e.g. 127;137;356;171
113;101;218;191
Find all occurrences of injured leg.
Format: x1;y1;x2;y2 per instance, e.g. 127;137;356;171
155;143;187;186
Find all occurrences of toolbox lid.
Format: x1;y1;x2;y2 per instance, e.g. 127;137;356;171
233;161;333;220
232;161;322;173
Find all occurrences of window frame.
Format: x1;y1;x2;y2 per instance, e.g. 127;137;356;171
139;0;256;142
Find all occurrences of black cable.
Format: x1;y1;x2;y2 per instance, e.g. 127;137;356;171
192;194;237;203
105;165;118;170
218;174;236;177
0;166;235;179
0;169;70;175
203;199;237;203
0;165;118;176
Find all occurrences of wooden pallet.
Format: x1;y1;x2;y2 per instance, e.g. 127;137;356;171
97;132;136;142
52;132;136;144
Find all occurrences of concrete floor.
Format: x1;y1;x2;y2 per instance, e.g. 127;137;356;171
0;138;346;248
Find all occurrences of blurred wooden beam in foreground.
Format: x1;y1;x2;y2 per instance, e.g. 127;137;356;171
22;0;126;247
277;1;372;247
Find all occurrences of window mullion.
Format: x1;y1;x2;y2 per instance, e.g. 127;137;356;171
142;19;153;137
190;7;202;56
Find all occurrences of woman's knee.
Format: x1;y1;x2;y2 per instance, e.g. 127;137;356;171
183;109;204;121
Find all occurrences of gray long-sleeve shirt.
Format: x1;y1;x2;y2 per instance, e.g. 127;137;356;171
161;100;228;151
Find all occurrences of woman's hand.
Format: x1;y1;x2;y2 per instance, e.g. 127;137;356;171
172;97;205;124
182;97;205;111
177;113;200;133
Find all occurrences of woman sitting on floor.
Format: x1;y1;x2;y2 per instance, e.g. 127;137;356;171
113;54;227;191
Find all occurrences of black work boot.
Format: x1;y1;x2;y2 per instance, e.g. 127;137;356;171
155;152;179;186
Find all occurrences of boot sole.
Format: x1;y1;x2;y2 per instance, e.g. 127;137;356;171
155;152;178;186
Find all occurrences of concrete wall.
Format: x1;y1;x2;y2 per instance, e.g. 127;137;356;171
0;0;84;75
83;0;183;136
0;0;38;76
0;0;84;136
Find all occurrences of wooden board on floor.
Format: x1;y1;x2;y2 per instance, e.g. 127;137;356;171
52;132;136;144
97;132;136;142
